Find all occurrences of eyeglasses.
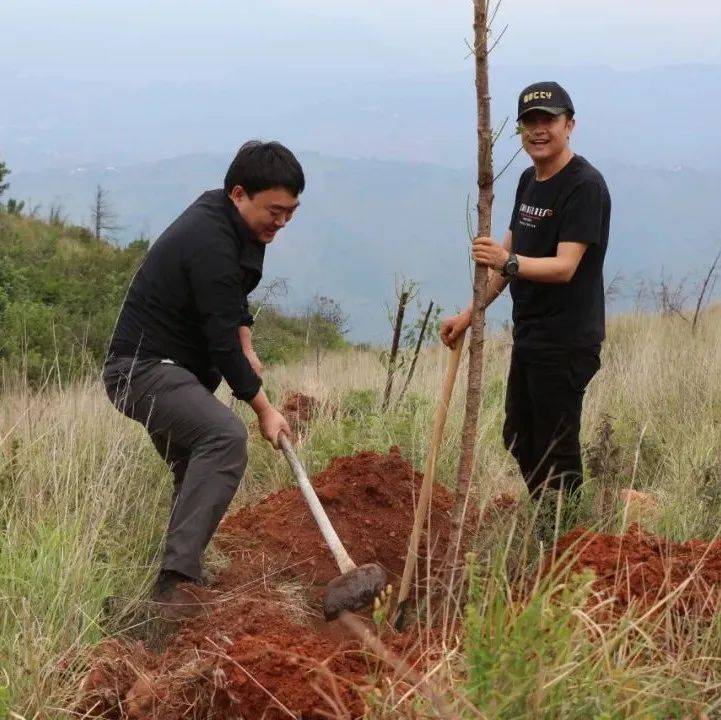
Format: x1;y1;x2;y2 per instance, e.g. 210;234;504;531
267;206;296;223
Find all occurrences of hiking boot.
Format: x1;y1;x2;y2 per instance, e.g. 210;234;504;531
150;570;205;621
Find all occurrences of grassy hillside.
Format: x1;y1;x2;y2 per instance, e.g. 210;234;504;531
0;212;145;384
0;305;720;716
0;211;345;388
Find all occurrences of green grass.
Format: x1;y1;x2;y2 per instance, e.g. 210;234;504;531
0;382;169;713
461;534;721;719
0;210;346;390
0;306;720;716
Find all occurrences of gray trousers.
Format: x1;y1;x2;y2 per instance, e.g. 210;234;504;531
103;357;248;580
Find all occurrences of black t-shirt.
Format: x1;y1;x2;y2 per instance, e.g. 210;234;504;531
508;155;610;349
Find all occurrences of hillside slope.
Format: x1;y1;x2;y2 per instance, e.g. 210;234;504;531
0;212;343;387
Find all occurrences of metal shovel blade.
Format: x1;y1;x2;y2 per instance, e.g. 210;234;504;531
323;563;387;620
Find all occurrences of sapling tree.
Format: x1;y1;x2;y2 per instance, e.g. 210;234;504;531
381;278;416;411
395;299;442;406
443;0;495;590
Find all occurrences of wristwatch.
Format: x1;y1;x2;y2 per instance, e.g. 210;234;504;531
501;252;520;278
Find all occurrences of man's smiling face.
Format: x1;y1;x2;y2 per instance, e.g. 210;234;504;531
519;110;575;163
230;186;300;244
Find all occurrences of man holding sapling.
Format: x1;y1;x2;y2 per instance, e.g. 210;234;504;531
441;82;610;502
104;141;301;618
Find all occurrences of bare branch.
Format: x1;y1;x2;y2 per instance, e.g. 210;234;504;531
90;184;121;241
465;194;475;241
465;195;476;288
464;38;475;59
692;246;721;333
652;267;691;320
252;277;289;321
488;0;503;28
466;22;507;59
491;116;509;146
486;24;508;56
493;146;523;183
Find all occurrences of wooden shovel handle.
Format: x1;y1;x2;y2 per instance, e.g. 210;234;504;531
394;335;465;620
279;433;357;575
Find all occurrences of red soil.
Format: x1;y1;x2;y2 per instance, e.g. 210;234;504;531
481;492;519;523
548;524;721;617
219;446;455;589
282;392;335;434
76;467;721;717
78;447;456;719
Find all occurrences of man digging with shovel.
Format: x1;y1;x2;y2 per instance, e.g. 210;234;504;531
103;141;300;619
441;82;610;520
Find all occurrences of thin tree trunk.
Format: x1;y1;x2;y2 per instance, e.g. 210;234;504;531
382;290;410;410
442;0;494;584
396;300;434;406
691;247;721;333
94;186;101;240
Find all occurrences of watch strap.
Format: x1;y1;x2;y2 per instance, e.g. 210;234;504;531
502;253;519;278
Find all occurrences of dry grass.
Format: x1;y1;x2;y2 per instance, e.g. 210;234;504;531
1;306;720;717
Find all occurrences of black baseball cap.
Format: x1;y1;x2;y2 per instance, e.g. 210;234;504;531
517;81;575;121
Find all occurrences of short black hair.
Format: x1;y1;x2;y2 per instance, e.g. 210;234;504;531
224;140;305;197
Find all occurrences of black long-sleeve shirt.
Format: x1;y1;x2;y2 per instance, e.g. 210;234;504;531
108;189;264;401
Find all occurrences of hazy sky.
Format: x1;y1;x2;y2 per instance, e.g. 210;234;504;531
4;0;720;82
3;1;720;173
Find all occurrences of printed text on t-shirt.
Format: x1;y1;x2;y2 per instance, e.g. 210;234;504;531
518;203;554;229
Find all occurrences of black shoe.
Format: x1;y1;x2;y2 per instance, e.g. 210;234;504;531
152;569;193;595
150;570;204;620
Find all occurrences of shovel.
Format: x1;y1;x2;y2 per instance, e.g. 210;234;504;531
279;433;387;620
393;335;465;630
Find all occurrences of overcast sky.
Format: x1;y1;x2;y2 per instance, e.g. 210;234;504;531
3;1;719;173
4;0;720;82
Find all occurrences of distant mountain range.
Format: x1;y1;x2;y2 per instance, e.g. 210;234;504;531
4;63;719;340
3;64;719;173
9;151;719;341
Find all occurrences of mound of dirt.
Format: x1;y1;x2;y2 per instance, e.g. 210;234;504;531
78;447;457;719
79;599;370;720
547;524;721;617
220;445;455;588
282;392;334;434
